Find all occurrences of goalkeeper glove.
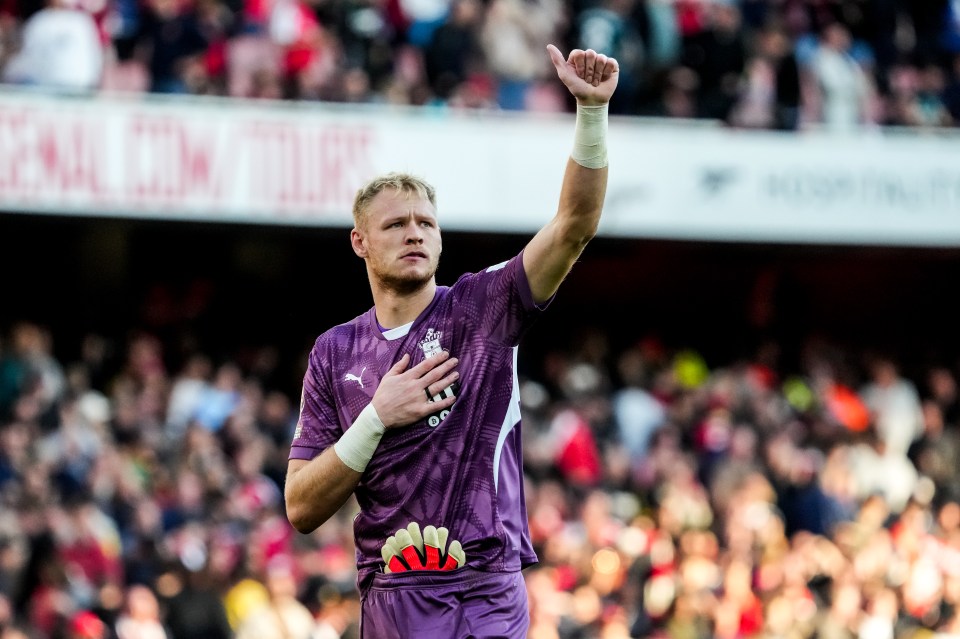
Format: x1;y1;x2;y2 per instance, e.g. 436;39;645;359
381;522;466;573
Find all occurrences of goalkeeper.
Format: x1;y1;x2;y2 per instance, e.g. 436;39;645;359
285;44;619;638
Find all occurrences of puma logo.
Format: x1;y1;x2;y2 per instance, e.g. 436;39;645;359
345;367;366;388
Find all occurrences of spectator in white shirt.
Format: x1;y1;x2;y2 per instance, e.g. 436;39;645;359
1;0;103;92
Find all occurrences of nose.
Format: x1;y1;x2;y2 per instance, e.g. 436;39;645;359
404;222;424;244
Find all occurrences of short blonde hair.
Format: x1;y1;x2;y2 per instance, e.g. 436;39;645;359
352;172;437;228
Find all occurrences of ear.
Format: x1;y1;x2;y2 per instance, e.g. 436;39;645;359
350;228;367;258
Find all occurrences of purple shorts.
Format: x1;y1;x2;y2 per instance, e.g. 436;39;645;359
360;568;529;638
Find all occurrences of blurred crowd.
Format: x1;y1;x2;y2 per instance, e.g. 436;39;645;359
1;0;960;130
3;318;960;638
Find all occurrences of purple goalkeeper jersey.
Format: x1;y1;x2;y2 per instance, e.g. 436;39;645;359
290;251;546;593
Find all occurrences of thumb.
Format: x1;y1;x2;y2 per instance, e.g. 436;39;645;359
546;44;566;72
387;353;410;376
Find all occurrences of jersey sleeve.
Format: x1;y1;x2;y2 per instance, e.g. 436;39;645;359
453;249;552;347
289;337;342;461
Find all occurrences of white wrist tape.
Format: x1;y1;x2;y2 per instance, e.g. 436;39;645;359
334;403;386;472
571;103;609;169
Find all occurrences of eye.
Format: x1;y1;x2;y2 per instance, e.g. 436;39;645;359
420;221;434;228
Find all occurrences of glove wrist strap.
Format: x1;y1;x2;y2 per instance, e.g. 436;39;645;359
572;103;609;169
334;403;385;472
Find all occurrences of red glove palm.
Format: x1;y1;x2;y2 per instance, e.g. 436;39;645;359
381;522;466;573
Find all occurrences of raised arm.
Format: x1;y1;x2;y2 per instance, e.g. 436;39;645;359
523;45;619;304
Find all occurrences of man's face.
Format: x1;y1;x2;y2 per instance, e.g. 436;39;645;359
352;188;441;294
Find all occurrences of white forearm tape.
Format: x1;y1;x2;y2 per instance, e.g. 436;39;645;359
333;403;386;472
571;103;609;169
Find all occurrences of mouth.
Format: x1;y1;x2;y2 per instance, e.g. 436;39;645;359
401;251;428;261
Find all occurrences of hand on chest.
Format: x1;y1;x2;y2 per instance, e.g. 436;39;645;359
340;326;463;429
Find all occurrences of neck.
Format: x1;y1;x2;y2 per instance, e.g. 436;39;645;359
370;277;437;329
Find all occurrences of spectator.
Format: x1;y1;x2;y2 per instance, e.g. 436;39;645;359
909;400;960;498
814;575;863;639
641;0;680;71
772;26;803;130
162;562;232;639
53;497;124;611
192;362;242;432
165;354;213;442
136;0;211;94
731;27;781;129
887;63;954;127
571;0;643;114
235;557;315;639
914;64;954;126
397;0;447;48
267;0;329;99
927;366;960;425
860;355;924;458
479;0;562;110
0;324;65;422
423;0;481;103
805;22;873;131
681;0;746;122
114;585;168;639
612;347;665;463
1;0;102;91
66;611;107;639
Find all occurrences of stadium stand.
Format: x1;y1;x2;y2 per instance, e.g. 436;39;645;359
1;0;959;127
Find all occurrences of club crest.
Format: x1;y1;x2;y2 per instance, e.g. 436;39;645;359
419;328;443;359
